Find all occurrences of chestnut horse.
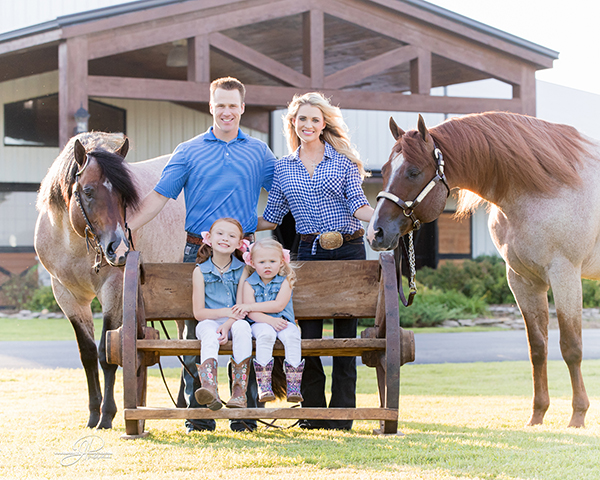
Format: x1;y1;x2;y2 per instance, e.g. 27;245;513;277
35;132;185;429
367;112;599;427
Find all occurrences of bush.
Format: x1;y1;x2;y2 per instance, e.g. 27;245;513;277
24;286;102;314
398;280;488;328
1;265;39;309
417;255;514;305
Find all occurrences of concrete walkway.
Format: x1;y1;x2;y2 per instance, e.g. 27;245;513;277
2;329;600;369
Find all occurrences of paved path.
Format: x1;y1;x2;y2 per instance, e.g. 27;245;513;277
2;329;600;369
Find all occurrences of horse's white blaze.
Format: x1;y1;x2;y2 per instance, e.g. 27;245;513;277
390;151;405;177
103;179;113;192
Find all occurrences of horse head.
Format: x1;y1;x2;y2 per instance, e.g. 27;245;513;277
69;138;137;268
367;115;450;251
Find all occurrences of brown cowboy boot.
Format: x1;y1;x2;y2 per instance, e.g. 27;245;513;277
194;358;223;411
254;358;276;403
284;360;304;403
226;357;251;408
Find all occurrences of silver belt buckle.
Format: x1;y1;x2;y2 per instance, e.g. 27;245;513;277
319;231;343;250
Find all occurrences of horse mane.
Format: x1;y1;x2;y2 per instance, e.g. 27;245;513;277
37;132;139;213
402;112;594;215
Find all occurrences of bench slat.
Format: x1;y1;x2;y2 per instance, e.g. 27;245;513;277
137;338;386;357
141;260;380;320
125;407;398;421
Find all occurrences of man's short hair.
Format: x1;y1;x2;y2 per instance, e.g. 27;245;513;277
210;77;246;104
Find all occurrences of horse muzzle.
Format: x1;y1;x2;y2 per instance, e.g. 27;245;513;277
103;235;130;267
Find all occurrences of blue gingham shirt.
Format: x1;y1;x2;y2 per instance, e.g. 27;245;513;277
263;142;368;234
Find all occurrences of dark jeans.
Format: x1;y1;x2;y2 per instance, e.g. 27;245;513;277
181;242;259;431
297;237;366;430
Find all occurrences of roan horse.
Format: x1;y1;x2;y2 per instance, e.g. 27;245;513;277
35;132;185;429
367;112;599;427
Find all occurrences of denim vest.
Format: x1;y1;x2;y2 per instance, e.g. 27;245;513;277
246;271;295;324
199;256;245;309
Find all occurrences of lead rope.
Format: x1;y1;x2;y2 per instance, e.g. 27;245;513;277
395;231;417;307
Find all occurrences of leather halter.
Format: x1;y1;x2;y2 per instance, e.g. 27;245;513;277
377;141;450;231
72;154;133;273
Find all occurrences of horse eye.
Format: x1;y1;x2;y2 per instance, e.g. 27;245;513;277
406;168;421;180
83;186;94;198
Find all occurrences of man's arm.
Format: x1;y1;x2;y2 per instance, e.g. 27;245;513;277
128;190;170;231
256;216;277;231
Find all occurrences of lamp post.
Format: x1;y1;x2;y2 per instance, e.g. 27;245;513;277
74;105;90;134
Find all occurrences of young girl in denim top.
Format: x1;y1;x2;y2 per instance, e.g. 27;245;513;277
235;238;303;403
192;217;252;410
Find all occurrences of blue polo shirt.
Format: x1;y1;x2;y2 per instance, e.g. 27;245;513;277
155;127;275;234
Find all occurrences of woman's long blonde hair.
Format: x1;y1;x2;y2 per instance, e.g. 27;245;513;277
283;92;368;178
247;238;296;289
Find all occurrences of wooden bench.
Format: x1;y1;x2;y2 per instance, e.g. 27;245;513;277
107;250;415;438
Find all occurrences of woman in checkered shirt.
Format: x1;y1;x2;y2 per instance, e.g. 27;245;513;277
258;92;374;430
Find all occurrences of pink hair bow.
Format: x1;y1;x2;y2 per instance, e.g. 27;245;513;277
200;231;211;246
240;239;251;253
283;249;291;264
242;242;255;266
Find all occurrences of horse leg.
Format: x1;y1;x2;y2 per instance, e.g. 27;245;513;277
507;269;550;425
548;266;589;427
51;279;102;428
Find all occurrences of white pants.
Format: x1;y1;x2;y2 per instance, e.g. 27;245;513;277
252;321;302;367
196;318;252;364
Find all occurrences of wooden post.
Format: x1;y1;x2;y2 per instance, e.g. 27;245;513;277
513;65;536;115
58;37;89;149
410;49;432;95
303;9;324;88
188;35;210;83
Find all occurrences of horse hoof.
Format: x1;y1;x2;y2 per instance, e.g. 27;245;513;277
568;412;586;428
97;416;114;430
87;414;100;429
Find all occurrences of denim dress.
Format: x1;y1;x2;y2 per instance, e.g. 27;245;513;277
199;256;246;309
245;271;294;323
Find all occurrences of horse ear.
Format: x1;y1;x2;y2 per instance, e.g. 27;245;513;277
116;138;129;159
73;139;86;167
389;117;405;140
417;114;431;143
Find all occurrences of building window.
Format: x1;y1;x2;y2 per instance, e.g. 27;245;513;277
437;210;471;260
4;94;126;147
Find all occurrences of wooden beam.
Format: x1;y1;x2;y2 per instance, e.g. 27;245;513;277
87;75;523;113
324;0;525;86
58;37;88;148
303;9;324;88
209;32;310;87
324;45;418;89
87;0;305;60
125;407;398;421
514;65;537;115
187;35;209;83
410;49;431;94
0;31;61;56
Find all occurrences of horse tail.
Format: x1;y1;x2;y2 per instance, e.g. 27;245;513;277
271;356;287;400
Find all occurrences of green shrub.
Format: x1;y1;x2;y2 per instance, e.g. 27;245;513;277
398;280;488;328
417;255;514;304
1;265;39;309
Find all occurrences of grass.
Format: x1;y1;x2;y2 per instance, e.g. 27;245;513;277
0;317;503;342
1;361;600;479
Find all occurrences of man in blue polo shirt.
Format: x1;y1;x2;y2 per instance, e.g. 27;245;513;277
130;77;275;433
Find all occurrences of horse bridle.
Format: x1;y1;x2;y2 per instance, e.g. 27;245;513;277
73;154;134;274
375;141;450;306
376;141;450;232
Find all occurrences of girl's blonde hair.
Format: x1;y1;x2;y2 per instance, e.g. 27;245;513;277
196;217;245;265
248;237;296;289
283;92;368;178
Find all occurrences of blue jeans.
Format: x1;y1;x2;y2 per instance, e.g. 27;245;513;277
182;242;259;432
297;237;366;430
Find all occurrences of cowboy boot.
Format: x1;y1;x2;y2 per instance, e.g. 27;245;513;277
284;360;305;403
194;358;223;411
226;357;251;408
253;358;276;403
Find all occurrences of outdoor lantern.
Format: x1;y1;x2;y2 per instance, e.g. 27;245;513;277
74;105;90;134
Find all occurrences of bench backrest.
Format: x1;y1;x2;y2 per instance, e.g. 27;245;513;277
140;260;380;321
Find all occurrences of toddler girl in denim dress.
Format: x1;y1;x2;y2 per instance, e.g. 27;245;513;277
236;237;304;403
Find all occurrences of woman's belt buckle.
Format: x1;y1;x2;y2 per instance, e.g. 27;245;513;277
319;231;344;250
